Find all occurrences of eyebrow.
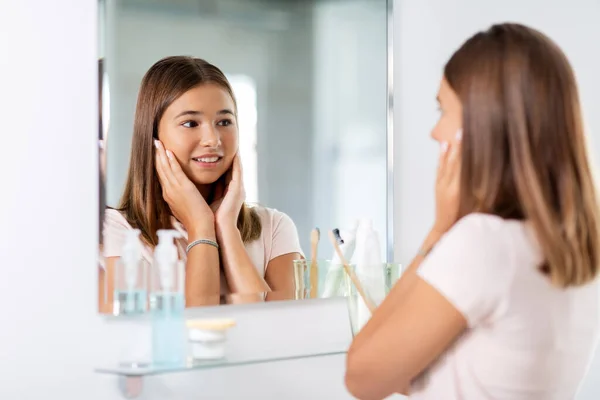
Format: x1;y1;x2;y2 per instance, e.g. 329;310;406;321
174;109;235;120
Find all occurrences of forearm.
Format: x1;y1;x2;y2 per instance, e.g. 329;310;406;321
217;224;270;294
226;292;264;304
349;229;442;353
185;225;221;306
264;253;301;301
99;257;118;314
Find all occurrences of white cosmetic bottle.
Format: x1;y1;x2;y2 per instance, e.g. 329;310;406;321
350;219;386;331
113;228;147;315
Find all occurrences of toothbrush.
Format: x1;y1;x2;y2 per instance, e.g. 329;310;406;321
328;230;376;313
322;228;346;298
333;228;344;245
310;228;320;299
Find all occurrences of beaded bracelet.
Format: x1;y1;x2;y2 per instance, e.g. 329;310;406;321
186;238;219;254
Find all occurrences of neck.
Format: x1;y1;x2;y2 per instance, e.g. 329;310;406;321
197;184;212;201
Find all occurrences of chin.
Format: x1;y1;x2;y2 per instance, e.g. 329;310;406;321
187;170;225;185
190;173;222;185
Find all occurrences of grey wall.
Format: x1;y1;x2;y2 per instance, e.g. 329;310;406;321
104;0;389;257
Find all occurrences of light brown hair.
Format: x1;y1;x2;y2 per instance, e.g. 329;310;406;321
118;56;261;246
445;23;600;287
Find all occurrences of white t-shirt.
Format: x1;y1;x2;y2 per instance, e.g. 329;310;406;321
410;213;600;400
102;206;303;293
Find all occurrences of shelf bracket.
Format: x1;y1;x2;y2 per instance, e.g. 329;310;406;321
118;375;144;399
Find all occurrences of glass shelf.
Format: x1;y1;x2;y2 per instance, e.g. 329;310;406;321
96;350;347;377
103;262;403;317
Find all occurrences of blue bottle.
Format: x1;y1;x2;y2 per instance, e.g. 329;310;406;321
150;230;185;366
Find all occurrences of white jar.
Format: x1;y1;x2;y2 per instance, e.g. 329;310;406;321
186;319;236;360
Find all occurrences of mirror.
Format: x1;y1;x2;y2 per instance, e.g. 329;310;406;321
98;0;393;314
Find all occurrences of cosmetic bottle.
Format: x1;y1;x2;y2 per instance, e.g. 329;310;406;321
150;230;185;366
113;229;147;315
350;218;385;331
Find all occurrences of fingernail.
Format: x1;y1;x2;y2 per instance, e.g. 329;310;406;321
154;140;159;149
166;150;173;160
455;129;463;141
441;141;449;153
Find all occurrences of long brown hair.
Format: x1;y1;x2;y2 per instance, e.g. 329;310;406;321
118;56;261;247
445;23;600;287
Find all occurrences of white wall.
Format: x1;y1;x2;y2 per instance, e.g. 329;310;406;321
0;1;354;399
393;0;600;398
0;0;107;398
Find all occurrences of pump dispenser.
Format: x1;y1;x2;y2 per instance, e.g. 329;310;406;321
154;230;182;293
150;229;185;366
350;218;386;331
113;229;147;315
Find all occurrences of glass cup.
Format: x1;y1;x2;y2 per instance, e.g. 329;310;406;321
292;259;353;299
292;260;403;300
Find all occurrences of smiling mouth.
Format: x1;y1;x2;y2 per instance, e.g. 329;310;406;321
193;156;221;162
191;156;222;167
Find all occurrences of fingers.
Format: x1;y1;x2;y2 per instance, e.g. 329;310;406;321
437;129;462;183
443;130;463;184
221;154;245;205
164;146;189;186
437;141;451;182
231;153;243;182
154;140;173;187
447;142;462;182
155;140;189;187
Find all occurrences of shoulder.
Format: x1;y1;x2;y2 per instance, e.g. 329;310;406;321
448;212;515;236
104;208;132;231
249;205;303;258
102;209;133;258
438;212;525;255
418;213;528;326
251;205;297;231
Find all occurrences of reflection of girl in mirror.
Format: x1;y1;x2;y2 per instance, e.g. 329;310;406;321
345;24;600;399
101;56;303;310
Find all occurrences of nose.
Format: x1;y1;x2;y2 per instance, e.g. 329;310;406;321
430;127;442;142
199;124;221;147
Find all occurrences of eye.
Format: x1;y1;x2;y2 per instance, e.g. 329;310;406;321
217;119;233;127
182;120;198;128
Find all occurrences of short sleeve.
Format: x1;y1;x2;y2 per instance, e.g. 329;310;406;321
102;209;131;259
269;210;304;261
417;213;513;327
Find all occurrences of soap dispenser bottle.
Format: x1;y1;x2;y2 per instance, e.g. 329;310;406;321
150;229;186;366
113;228;147;315
350;219;386;331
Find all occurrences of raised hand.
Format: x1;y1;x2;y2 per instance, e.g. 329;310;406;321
433;129;462;235
211;153;245;231
154;140;215;238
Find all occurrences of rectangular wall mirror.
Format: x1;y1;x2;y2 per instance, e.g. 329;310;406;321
98;0;393;314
